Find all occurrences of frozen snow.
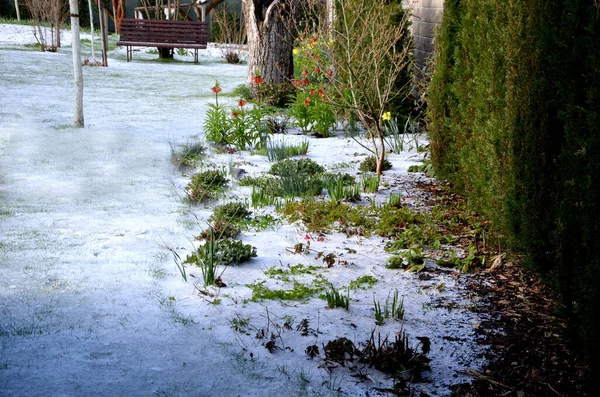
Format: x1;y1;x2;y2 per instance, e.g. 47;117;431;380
0;24;484;396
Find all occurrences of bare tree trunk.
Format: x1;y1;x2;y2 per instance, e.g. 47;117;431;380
88;0;95;60
69;0;84;127
14;0;20;20
242;0;298;93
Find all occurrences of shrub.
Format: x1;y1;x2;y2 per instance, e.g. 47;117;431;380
198;218;240;240
170;140;206;169
210;202;252;224
266;139;310;162
359;156;392;173
428;0;600;371
204;104;230;145
269;158;324;177
185;170;228;202
194;239;257;267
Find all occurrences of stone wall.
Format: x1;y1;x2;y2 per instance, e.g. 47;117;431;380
407;0;444;73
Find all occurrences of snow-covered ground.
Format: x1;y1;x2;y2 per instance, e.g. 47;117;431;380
0;24;484;396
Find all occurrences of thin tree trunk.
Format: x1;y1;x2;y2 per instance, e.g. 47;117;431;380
14;0;20;20
88;0;95;60
242;0;297;93
69;0;84;127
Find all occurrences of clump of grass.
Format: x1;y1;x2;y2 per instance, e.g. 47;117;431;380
373;290;405;326
251;187;280;208
170;140;206;169
361;173;381;193
324;284;350;310
266;139;310;162
325;179;361;202
359;155;392;173
184;230;222;286
185;169;228;202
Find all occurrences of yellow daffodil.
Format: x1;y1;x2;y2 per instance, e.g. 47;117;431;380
293;48;299;55
382;112;391;121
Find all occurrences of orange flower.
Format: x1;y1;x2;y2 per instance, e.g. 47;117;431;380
304;97;311;106
309;37;317;44
313;68;320;75
301;69;309;76
238;100;247;107
301;78;310;85
231;111;239;118
211;86;222;93
252;76;263;85
309;89;316;95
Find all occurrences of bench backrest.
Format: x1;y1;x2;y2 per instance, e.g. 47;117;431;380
119;18;209;46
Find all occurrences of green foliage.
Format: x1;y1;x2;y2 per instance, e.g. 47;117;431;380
185;170;228;202
373;290;404;326
325;179;361;202
198;218;240;241
361;173;380;194
359;156;392;173
204;104;230;145
348;275;378;290
428;0;600;370
210;202;252;224
232;85;251;101
266;139;310;162
192;238;257;268
246;279;327;302
170;140;206;170
324;284;350;310
184;231;222;286
269;158;325;177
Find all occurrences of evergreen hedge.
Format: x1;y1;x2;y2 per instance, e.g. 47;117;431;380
428;0;600;372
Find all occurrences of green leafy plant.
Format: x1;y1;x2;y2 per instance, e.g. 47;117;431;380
361;173;380;193
210;202;252;224
185;169;228;202
269;158;325;177
184;230;223;286
198;218;240;240
266;139;310;162
325;179;361;202
170;140;206;169
373;290;405;326
324;283;350;310
204;104;230;145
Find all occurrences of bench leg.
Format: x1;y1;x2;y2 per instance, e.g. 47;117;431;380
194;49;198;64
127;46;132;62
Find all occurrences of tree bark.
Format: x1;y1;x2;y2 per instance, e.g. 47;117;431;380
242;0;298;93
69;0;84;127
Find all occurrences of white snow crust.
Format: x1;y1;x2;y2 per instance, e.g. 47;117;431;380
0;24;484;397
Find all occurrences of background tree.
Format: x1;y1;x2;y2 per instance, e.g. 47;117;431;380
23;0;68;51
69;0;84;127
294;0;412;175
242;0;300;95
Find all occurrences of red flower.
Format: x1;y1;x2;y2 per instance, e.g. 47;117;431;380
301;69;309;76
237;100;247;107
252;76;263;85
317;236;324;242
309;89;317;95
211;86;222;93
231;111;239;118
313;68;320;75
304;97;311;106
301;78;310;85
309;37;317;44
304;234;311;241
318;88;325;96
292;80;302;87
325;71;334;78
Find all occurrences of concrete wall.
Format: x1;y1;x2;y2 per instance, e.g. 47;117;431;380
407;0;444;73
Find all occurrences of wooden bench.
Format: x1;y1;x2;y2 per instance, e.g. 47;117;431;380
117;18;209;64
